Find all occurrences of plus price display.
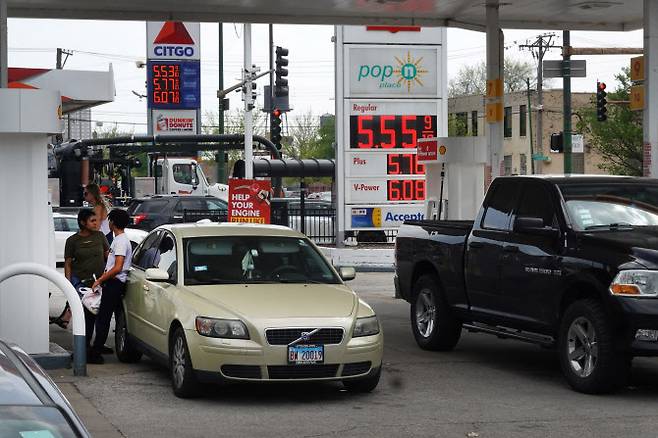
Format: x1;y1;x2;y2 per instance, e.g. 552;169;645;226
387;153;426;201
147;60;201;110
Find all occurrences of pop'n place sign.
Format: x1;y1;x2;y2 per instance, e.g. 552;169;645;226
228;179;272;224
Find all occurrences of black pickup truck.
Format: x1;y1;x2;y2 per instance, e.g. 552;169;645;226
395;175;658;393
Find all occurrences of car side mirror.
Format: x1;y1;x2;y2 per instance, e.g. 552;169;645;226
514;216;560;238
338;266;356;282
145;268;170;282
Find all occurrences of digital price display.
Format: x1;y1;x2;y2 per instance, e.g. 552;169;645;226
349;115;437;149
388;179;426;201
147;60;200;110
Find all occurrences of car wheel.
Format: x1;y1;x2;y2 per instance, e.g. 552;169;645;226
114;310;142;363
558;299;628;394
342;366;381;393
170;326;200;398
411;274;461;351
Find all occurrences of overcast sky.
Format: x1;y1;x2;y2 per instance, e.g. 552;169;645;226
6;19;643;133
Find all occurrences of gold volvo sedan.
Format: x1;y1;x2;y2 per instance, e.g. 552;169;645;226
115;222;383;397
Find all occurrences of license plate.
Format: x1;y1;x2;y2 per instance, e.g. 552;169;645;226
287;344;324;364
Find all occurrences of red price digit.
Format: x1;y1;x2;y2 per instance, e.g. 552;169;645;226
401;115;417;148
388;180;401;200
168;65;176;77
414;156;426;175
380;116;396;148
415;180;426;200
153;92;161;103
387;154;400;175
358;116;374;148
424;115;433;130
402;180;414;200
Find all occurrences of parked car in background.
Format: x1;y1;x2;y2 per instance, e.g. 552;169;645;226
274;198;335;244
127;195;228;231
0;339;90;437
54;212;148;265
116;222;383;397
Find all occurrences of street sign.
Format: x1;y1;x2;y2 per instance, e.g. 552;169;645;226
543;59;586;78
631;56;644;82
572;134;584;154
630;84;645;111
532;153;550;161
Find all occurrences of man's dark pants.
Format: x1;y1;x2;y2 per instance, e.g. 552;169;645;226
85;278;126;352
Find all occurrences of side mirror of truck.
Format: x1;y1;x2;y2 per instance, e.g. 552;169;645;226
514;216;560;238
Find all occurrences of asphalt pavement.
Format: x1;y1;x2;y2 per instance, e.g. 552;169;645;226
49;272;658;438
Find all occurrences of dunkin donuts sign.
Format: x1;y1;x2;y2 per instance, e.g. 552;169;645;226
152;110;197;135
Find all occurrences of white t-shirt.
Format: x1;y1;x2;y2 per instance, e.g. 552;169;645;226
105;233;133;283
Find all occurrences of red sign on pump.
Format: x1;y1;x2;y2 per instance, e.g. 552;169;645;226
416;140;438;161
228;179;272;224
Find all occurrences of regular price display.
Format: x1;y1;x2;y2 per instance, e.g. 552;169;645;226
388;180;426;201
151;63;181;104
350;115;437;149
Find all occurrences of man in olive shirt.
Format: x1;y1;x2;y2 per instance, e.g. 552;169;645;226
64;209;109;289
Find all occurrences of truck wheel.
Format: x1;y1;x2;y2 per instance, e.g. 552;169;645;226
411;274;461;351
558;299;628;394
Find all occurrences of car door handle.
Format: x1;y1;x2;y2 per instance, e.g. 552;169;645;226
504;245;519;253
173;215;183;220
142;284;150;292
469;242;484;249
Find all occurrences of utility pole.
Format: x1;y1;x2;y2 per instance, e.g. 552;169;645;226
216;23;226;184
56;48;72;69
519;34;560;174
526;78;535;175
563;30;572;174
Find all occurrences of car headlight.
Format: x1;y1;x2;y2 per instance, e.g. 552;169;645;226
610;270;658;297
195;317;250;339
353;316;380;337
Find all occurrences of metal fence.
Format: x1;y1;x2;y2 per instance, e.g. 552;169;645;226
183;206;397;246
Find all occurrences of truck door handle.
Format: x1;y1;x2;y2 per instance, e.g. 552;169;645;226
504;245;519;253
469;242;484;249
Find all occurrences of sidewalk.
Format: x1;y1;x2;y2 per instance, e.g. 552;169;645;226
320;246;394;271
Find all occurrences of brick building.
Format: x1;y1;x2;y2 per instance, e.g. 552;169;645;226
448;89;608;175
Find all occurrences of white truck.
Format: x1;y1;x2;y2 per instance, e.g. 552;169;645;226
134;157;228;202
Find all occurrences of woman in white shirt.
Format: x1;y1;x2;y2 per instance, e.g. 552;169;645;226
84;183;113;243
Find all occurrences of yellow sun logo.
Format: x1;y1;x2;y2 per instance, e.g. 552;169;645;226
393;52;428;92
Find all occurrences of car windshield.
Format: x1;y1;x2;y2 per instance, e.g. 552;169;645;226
183;236;340;285
0;405;80;438
559;183;658;230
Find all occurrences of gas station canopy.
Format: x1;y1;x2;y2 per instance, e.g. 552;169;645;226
6;0;643;31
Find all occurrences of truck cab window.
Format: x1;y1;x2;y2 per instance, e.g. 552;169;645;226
172;164;193;185
516;183;557;227
481;183;520;231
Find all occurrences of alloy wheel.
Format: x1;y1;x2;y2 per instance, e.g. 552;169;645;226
172;337;186;388
415;289;436;338
567;316;598;378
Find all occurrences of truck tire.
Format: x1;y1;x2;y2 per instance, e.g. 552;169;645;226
411;274;461;351
558;299;629;394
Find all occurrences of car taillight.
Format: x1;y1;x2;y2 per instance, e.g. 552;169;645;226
133;213;148;225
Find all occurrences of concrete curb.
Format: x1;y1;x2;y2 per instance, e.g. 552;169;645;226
320;247;395;272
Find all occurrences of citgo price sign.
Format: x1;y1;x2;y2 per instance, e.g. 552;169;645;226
228;179;272;224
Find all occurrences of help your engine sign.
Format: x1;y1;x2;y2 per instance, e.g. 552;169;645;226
228;179;272;224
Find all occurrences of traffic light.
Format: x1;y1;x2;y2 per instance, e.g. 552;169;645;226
275;46;289;98
550;132;563;153
597;81;607;122
271;108;283;150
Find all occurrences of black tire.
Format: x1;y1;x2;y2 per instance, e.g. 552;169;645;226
114;310;142;363
410;274;461;351
169;326;200;398
558;299;629;394
342;366;381;393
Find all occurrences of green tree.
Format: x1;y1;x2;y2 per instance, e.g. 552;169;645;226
576;67;643;176
449;58;550;97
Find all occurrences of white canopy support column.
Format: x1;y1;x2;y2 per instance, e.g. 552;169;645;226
0;0;7;88
0;89;61;354
645;0;658;177
485;0;504;184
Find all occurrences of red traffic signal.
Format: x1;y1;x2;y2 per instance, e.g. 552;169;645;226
598;82;606;91
272;108;282;118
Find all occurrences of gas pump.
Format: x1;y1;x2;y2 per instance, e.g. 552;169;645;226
417;137;488;221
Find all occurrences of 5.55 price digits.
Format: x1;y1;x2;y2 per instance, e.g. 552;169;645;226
387;154;425;175
388;180;426;201
350;115;436;149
